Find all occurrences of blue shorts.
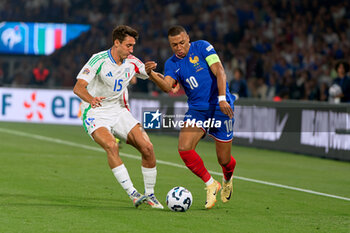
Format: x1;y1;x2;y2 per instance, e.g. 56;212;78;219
183;104;235;142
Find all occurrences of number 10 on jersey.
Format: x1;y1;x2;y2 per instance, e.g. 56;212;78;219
186;76;198;90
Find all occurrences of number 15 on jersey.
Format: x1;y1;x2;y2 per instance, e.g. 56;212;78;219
113;79;123;92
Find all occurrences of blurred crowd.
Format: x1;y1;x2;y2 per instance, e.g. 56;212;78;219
0;0;349;102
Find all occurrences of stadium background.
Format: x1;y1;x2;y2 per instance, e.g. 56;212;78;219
0;1;349;233
1;0;350;102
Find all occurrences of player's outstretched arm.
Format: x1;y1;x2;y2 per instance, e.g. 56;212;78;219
145;61;176;93
148;71;176;93
73;79;105;108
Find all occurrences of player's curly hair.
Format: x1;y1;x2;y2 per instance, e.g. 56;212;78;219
112;25;139;43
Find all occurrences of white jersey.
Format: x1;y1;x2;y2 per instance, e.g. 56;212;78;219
76;49;148;108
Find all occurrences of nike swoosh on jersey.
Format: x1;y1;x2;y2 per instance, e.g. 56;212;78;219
175;68;180;73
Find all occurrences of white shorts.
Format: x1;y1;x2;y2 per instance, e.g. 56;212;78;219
81;104;139;141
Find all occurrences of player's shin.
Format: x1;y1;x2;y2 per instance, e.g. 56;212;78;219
142;166;164;209
221;155;236;181
141;166;157;195
112;164;147;207
179;150;211;183
111;164;136;195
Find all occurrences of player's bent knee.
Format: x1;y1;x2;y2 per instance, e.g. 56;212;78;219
178;144;194;152
140;142;154;156
104;140;118;152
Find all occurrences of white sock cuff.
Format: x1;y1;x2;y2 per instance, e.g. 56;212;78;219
205;177;214;186
112;164;126;173
141;166;156;173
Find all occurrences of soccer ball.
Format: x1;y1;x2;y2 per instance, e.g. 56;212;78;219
166;186;193;212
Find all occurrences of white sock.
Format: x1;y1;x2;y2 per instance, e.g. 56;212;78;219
205;177;214;186
141;166;157;196
112;164;136;195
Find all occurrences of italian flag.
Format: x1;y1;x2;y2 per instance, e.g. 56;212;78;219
34;24;66;55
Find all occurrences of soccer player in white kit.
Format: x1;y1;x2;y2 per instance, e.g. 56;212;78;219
73;25;163;209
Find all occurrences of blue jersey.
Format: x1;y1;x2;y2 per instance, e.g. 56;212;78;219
164;40;233;109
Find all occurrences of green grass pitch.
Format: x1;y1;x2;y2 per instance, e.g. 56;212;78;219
0;122;349;233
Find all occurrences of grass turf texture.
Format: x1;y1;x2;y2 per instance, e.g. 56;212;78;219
0;122;349;233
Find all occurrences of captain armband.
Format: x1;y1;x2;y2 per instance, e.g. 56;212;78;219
205;54;220;66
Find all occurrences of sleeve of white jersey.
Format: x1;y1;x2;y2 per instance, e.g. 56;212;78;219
76;54;102;83
136;63;149;80
129;56;149;80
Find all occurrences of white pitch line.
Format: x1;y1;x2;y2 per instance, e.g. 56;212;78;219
0;127;349;202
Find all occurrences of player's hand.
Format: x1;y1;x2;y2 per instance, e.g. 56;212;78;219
219;101;234;119
171;83;180;93
145;61;157;75
90;96;105;108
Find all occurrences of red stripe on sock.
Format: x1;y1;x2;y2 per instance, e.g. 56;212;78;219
179;150;211;183
221;156;236;181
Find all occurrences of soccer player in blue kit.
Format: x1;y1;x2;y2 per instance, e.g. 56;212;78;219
146;26;237;209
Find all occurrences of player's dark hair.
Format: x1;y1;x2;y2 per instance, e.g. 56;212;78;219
112;25;139;43
335;60;350;73
168;25;187;37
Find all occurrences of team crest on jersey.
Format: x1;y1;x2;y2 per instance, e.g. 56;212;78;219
189;56;199;64
189;55;203;72
82;68;90;75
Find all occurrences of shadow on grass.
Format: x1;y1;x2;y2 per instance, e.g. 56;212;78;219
0;193;237;213
0;193;135;210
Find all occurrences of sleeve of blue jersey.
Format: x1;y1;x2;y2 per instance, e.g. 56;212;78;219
164;59;178;81
197;40;217;58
